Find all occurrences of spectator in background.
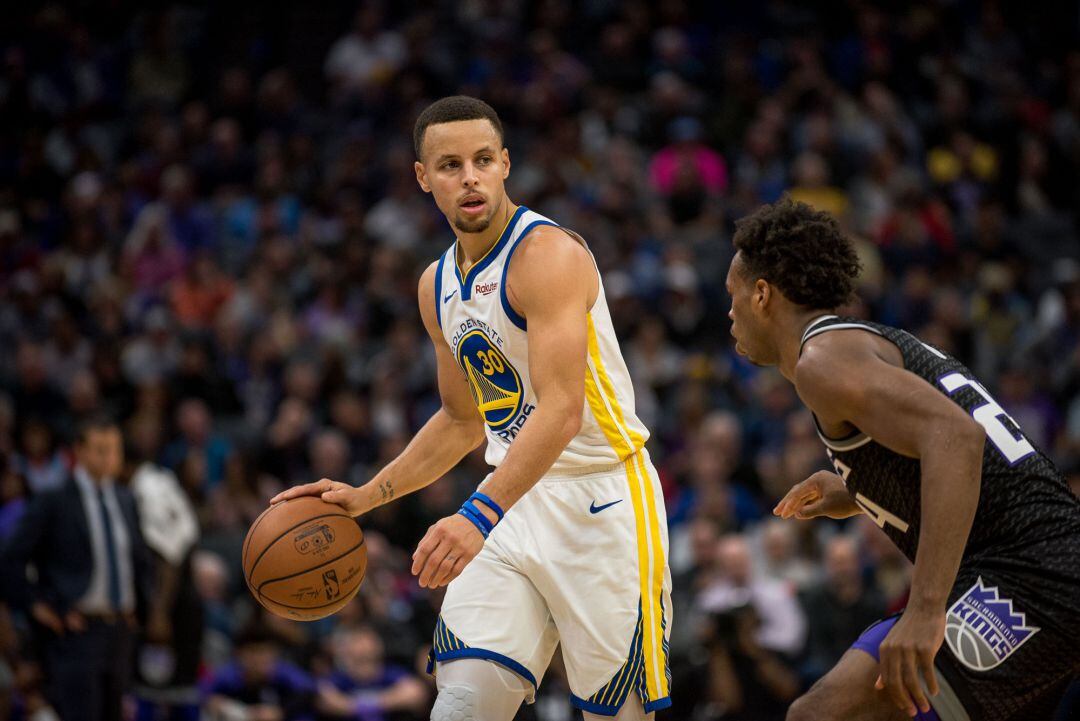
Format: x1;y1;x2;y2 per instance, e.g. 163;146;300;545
691;602;800;721
798;535;887;681
309;428;355;489
699;534;807;658
0;457;29;543
0;416;151;721
324;5;406;103
164;398;233;492
752;518;818;591
9;342;65;432
121;308;182;386
315;625;427;721
13;419;67;494
128;417;203;721
169;252;235;330
204;625;313;721
122;204;187;301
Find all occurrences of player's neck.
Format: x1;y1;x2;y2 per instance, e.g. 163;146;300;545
454;199;518;272
776;308;831;381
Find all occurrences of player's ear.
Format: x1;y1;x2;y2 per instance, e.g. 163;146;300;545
501;147;510;179
754;279;771;310
414;161;431;194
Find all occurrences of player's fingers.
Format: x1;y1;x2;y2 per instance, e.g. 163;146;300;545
901;650;929;714
879;648;913;715
778;488;815;518
794;499;826;519
445;556;469;585
417;541;452;588
918;650;940;698
321;488;354;511
773;488;803;517
885;653;917;716
431;551;460;588
271;479;333;504
411;532;438;576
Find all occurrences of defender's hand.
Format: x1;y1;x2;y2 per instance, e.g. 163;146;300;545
270;478;367;517
774;470;860;520
875;608;944;716
411;514;486;589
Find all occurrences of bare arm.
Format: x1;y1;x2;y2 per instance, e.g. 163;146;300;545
476;225;593;510
272;262;485;513
796;331;984;715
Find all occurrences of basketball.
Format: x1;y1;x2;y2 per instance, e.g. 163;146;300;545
243;496;367;621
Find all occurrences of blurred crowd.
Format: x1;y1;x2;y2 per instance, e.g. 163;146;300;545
0;1;1078;720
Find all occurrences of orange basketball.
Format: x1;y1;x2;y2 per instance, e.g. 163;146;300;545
243;496;366;621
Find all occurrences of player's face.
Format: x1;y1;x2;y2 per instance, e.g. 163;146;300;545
414;119;510;235
725;252;776;366
75;428;124;481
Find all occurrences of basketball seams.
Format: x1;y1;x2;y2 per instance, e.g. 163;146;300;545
245;511;356;583
255;536;365;595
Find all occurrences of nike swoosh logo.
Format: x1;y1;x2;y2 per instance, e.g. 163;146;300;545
444;290;457;302
589;499;623;514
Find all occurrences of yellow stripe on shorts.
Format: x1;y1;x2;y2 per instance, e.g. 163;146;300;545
583;315;669;702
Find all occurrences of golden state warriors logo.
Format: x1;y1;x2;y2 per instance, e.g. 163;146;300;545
456;330;524;431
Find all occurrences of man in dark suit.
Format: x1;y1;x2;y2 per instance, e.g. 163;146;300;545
0;415;151;721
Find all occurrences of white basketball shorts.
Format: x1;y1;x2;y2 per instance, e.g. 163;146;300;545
427;449;672;716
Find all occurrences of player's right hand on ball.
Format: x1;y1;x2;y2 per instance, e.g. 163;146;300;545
270;478;367;517
774;470;860;520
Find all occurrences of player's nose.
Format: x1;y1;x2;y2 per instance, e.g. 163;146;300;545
462;162;480;187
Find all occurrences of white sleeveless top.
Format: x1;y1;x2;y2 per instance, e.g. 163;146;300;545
434;206;649;472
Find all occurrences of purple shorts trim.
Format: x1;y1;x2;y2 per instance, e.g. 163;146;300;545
851;616;941;721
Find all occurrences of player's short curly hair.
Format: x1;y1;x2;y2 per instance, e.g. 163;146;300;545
413;95;504;159
732;198;862;309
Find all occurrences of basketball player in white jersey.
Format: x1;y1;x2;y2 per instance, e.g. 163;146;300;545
272;96;671;719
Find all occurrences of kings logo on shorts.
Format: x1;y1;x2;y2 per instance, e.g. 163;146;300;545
455;329;525;431
944;577;1039;671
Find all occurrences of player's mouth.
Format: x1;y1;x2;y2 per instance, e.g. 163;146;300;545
730;326;743;352
459;194;487;216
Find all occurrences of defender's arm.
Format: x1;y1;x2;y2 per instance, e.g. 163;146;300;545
796;331;984;716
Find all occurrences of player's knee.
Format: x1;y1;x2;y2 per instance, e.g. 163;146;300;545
431;684;477;721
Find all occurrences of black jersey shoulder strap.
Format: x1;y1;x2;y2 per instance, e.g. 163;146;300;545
800;314;884;355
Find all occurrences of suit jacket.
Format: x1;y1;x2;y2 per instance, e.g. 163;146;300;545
0;475;152;617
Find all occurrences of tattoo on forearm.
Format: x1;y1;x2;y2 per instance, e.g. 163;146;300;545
378;480;395;502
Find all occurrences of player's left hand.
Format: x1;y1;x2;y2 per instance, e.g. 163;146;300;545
875;607;944;717
411;513;486;589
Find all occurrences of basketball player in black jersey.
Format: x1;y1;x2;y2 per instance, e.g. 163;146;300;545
724;199;1080;721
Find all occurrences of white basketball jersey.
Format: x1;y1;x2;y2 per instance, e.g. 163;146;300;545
434;206;649;472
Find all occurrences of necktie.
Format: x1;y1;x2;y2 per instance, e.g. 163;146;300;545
96;488;122;612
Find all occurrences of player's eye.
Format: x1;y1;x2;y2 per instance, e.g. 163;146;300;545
477;156;492;166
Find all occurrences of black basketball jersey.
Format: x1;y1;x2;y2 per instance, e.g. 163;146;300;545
800;315;1080;720
799;315;1080;569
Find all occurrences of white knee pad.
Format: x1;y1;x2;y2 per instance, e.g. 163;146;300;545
431;684;477;721
432;659;531;721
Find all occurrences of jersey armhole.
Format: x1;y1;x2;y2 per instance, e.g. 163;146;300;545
434;251;447;330
499;219;558;331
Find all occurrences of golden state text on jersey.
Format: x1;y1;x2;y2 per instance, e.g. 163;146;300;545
451;320;534;439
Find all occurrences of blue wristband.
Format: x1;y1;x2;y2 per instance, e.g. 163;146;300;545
469;492;505;521
457;503;493;538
